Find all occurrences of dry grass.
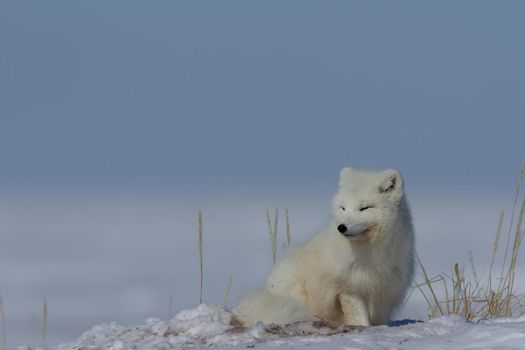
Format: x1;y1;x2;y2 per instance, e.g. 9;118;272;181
168;296;174;320
42;298;48;349
286;208;291;246
198;209;204;304
223;273;233;308
265;207;292;264
0;294;6;350
415;160;525;321
265;207;279;264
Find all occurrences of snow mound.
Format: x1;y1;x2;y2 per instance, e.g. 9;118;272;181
54;304;363;350
53;304;525;350
55;304;244;349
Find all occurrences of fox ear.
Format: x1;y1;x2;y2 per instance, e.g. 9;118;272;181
339;167;353;187
379;169;404;203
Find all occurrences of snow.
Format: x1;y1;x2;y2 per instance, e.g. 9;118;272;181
50;304;525;350
2;191;524;348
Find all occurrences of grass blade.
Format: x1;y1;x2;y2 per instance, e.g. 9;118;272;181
285;208;291;246
198;209;204;304
223;273;233;308
0;294;6;350
42;298;48;349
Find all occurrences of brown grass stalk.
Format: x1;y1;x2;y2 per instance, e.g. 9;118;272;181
487;210;504;293
42;298;48;349
0;294;6;350
265;207;278;264
498;160;525;291
168;296;174;320
416;254;444;316
198;209;204;304
504;197;525;316
468;251;479;291
224;273;233;308
285;208;291;246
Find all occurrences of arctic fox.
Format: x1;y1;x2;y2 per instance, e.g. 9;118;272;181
234;167;415;327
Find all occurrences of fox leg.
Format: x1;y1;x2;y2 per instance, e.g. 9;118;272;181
339;293;370;326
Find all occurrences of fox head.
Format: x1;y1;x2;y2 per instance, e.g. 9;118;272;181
332;167;406;244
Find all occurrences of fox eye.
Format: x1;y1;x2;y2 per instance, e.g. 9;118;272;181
360;205;374;211
339;206;346;211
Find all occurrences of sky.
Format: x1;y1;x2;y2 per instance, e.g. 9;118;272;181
1;1;524;193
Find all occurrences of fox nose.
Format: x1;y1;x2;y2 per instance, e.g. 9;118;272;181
337;224;347;233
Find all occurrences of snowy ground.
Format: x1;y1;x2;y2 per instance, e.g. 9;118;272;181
53;304;525;350
1;187;523;348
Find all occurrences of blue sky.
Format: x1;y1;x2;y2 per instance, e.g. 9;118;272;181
1;1;524;191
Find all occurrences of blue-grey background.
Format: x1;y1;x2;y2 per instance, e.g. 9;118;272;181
2;1;524;190
1;1;524;347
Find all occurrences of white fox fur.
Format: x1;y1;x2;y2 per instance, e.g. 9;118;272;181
234;167;415;326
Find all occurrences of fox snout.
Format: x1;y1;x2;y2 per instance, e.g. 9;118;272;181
337;222;374;238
